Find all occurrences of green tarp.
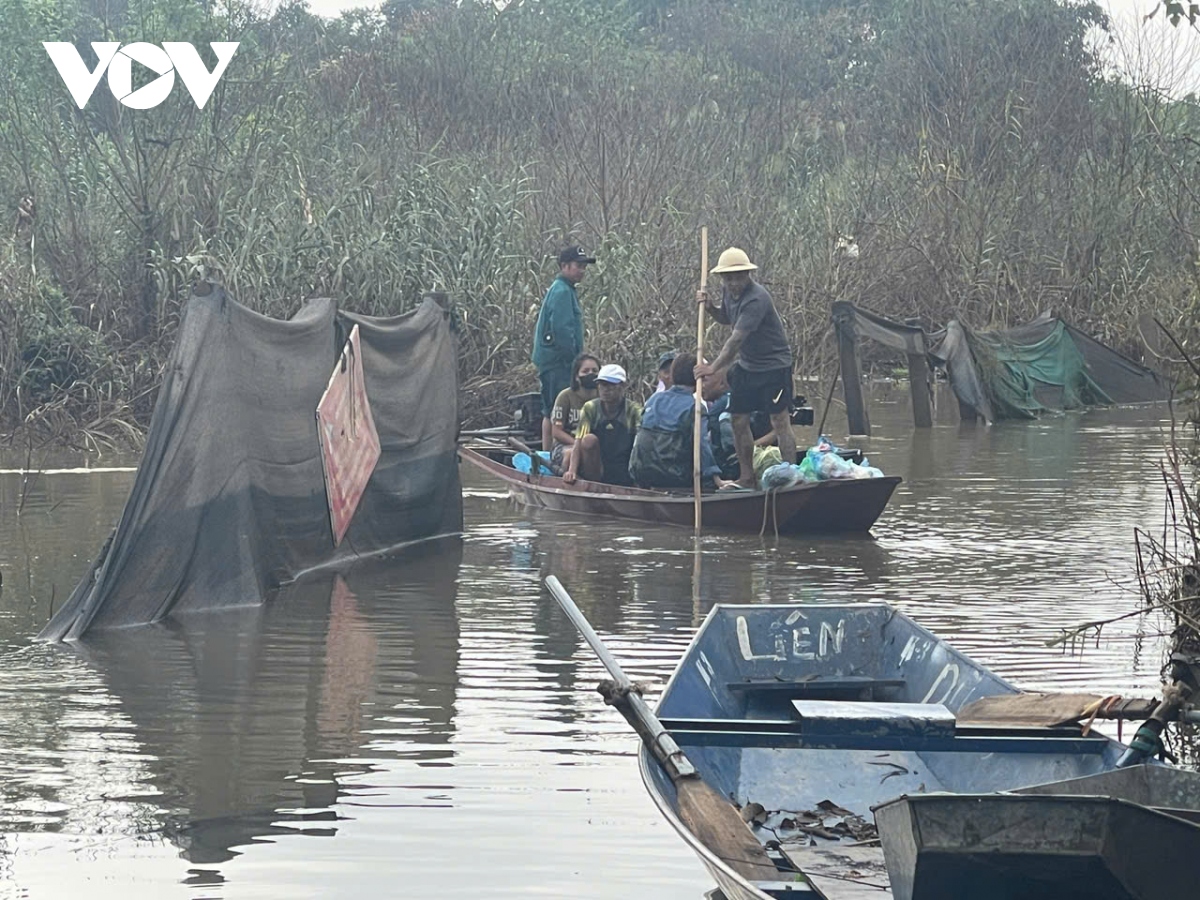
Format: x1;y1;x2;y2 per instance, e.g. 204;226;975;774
836;305;1168;424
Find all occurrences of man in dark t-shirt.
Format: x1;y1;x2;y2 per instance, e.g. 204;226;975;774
694;247;796;490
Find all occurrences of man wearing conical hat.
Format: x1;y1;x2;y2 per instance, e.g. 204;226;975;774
694;247;796;491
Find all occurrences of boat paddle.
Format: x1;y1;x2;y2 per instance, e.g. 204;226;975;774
506;436;561;477
693;226;708;536
544;575;778;882
1116;680;1192;767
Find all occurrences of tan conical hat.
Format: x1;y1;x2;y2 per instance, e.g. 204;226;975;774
710;247;757;274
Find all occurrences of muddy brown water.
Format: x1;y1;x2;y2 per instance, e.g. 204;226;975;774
0;398;1178;899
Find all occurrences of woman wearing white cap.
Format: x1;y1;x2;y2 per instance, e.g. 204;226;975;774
694;247;796;491
562;364;643;486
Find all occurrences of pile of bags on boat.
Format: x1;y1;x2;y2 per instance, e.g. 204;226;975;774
760;436;884;491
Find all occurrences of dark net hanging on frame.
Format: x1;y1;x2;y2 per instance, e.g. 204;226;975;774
833;302;1168;425
40;286;462;641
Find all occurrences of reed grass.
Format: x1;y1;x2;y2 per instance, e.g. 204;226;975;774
1;0;1198;438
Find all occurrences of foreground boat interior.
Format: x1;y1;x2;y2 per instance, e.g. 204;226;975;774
645;604;1200;900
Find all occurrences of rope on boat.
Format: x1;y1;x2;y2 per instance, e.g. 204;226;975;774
759;488;782;539
597;678;650;707
1080;695;1122;737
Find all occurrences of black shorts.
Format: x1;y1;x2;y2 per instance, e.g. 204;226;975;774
728;364;793;415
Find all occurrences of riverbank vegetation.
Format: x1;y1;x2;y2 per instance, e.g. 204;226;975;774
1;0;1199;443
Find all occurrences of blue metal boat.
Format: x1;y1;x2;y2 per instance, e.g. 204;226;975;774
644;603;1200;900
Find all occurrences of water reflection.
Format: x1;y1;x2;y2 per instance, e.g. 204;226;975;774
75;539;462;868
0;401;1181;899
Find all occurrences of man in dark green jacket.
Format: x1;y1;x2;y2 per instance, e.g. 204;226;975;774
532;246;594;448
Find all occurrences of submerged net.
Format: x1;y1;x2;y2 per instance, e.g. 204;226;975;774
956;316;1113;420
40;286;462;641
837;304;1168;423
938;315;1166;421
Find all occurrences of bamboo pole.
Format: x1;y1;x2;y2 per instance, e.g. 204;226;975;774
693;227;708;535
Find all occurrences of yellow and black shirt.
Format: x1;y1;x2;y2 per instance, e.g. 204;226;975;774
576;398;642;486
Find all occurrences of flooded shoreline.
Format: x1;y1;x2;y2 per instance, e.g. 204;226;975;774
0;401;1175;898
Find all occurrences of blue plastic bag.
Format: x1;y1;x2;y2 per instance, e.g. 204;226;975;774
513;451;553;475
760;462;804;491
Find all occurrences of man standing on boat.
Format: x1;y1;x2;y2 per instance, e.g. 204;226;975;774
703;368;783;484
694;247;796;491
532;246;595;451
563;364;642;486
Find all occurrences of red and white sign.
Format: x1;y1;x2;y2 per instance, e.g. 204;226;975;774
316;325;381;547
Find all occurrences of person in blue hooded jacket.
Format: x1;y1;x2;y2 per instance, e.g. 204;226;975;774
629;352;728;491
532;246;594;450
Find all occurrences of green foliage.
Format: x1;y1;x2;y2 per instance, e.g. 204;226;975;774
1;0;1199;435
0;242;139;445
14;285;108;401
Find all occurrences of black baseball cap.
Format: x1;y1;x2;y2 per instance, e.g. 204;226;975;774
657;350;677;369
558;246;596;265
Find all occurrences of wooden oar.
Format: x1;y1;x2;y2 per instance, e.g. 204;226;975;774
506;436;560;476
1117;680;1192;767
545;575;777;882
693;226;708;536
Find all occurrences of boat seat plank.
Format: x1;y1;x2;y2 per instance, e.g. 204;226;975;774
957;692;1159;728
747;881;823;897
779;844;892;899
790;700;956;737
660;717;1110;753
727;677;906;698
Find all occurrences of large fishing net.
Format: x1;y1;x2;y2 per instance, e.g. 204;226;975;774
41;286;462;641
835;304;1167;423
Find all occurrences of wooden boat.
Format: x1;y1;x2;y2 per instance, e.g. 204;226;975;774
644;603;1200;900
458;446;900;534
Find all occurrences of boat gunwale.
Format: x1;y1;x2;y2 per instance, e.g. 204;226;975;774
637;748;776;900
458;445;901;507
637;602;793;899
